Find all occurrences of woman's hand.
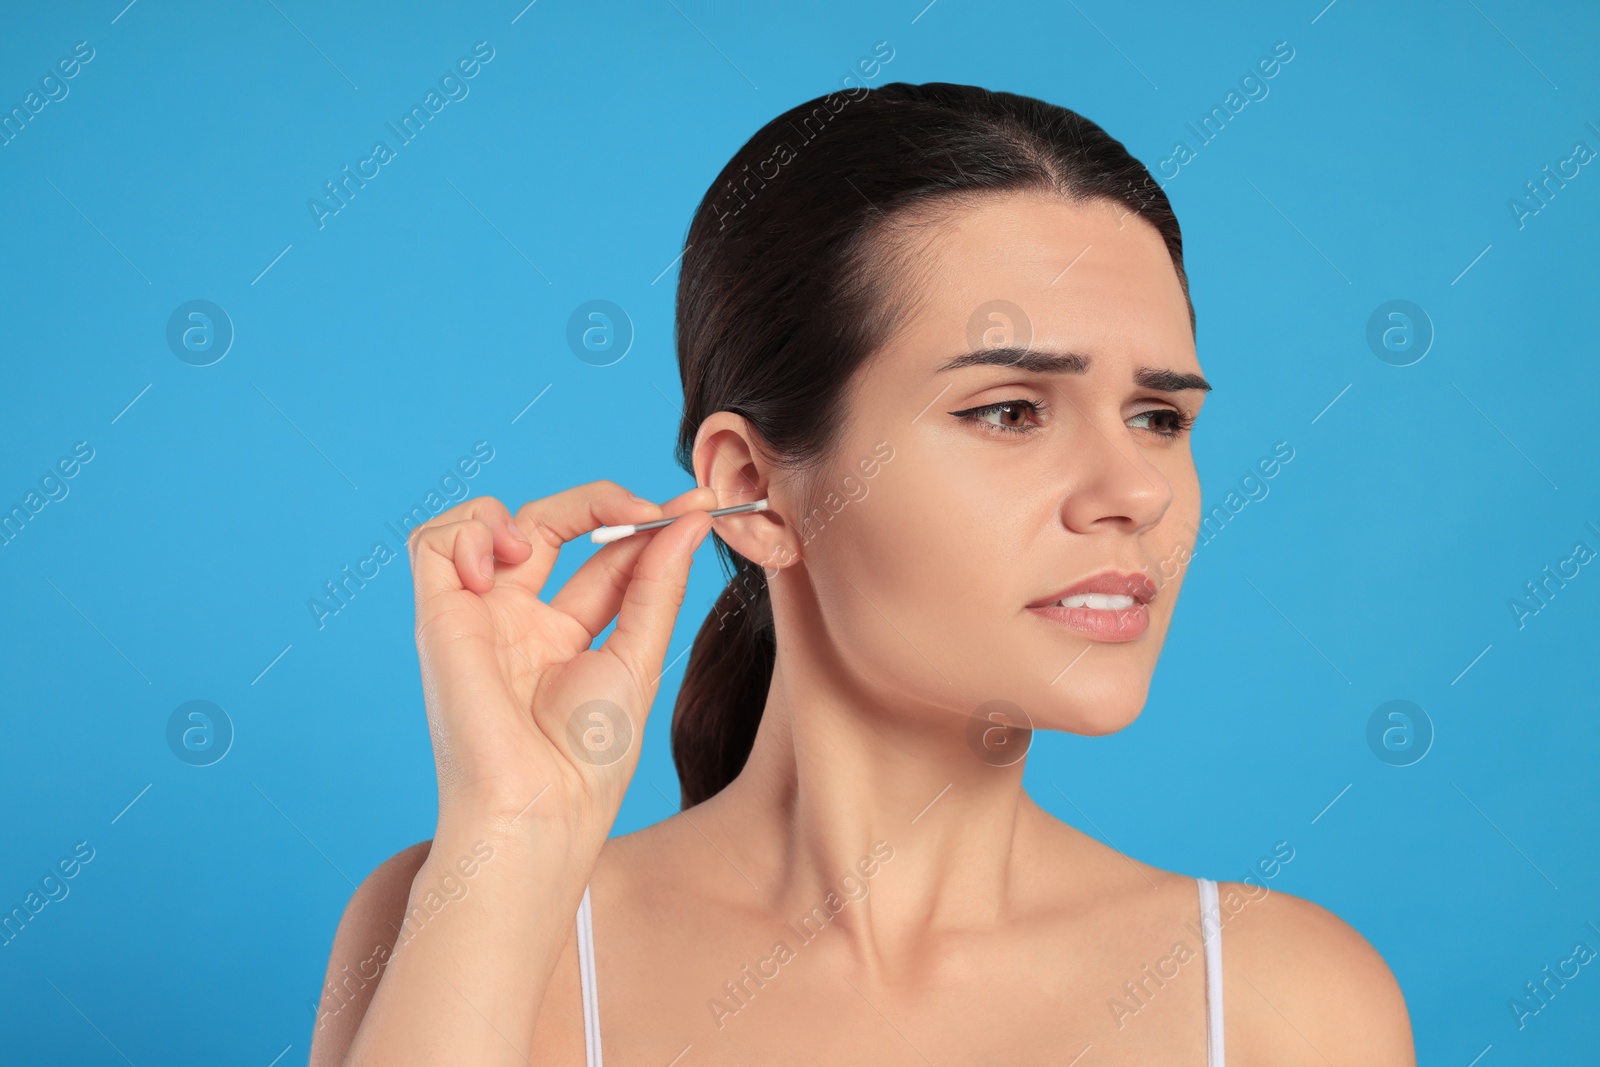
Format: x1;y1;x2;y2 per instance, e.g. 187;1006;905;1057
405;480;719;841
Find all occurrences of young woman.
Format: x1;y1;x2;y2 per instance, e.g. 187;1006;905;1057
310;82;1415;1065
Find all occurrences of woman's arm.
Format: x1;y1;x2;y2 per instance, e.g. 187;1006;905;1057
308;481;718;1066
321;818;600;1065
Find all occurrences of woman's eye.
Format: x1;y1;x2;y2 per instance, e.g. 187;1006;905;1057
951;399;1048;435
950;400;1195;439
1130;408;1197;438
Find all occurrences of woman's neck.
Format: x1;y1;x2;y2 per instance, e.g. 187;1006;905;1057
697;644;1057;967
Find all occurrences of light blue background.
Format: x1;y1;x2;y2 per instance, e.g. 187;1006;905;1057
2;0;1596;1062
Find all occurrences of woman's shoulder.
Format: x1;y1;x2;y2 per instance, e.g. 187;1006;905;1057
309;839;434;1065
1210;879;1416;1064
312;836;595;1065
1028;810;1415;1061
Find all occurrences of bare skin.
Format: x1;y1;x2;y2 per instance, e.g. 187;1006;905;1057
311;192;1416;1065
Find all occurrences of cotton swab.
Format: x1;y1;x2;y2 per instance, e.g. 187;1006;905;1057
589;498;769;545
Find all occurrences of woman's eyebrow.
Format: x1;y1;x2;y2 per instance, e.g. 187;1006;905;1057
934;347;1212;393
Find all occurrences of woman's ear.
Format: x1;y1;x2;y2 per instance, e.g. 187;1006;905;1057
693;411;800;576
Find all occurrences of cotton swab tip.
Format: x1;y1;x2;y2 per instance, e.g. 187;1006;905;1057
589;524;637;545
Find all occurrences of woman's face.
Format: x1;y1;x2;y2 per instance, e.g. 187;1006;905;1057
793;190;1206;739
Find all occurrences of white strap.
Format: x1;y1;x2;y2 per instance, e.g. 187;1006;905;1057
1198;877;1225;1067
577;884;604;1067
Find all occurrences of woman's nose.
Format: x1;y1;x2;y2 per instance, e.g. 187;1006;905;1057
1055;417;1173;535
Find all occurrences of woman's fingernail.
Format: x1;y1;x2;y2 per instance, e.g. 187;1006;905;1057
628;492;653;505
478;554;495;580
506;520;530;544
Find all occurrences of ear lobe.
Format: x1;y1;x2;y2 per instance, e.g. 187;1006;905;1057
755;536;801;579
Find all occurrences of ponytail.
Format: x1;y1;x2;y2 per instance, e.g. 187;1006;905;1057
670;548;775;808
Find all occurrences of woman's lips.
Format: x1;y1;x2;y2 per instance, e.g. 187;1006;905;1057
1027;595;1149;640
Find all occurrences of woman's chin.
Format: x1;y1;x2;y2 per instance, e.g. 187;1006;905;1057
1029;673;1152;737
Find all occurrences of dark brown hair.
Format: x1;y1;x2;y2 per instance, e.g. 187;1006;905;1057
669;81;1193;808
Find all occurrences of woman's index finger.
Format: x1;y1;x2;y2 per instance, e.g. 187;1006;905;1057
504;481;663;596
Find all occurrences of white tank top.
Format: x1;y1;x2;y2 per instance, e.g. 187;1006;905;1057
576;875;1227;1066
